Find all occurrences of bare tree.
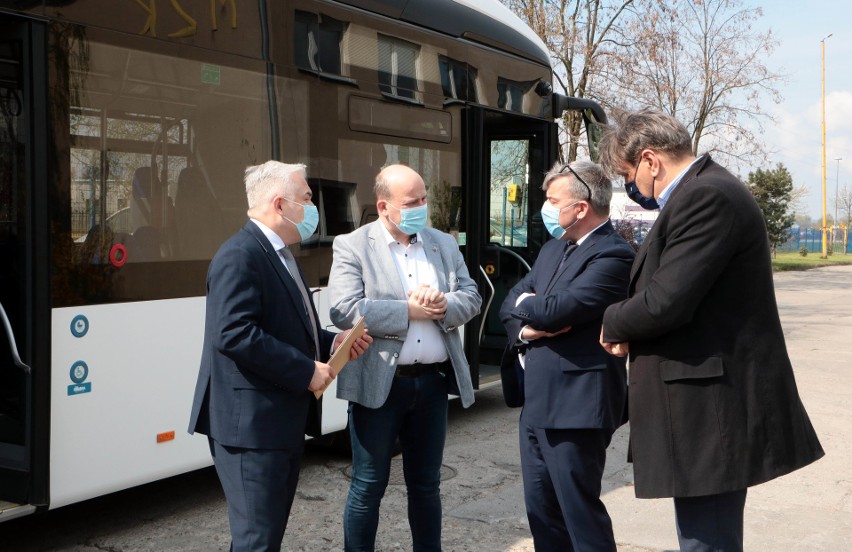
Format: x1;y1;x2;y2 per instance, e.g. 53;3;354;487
838;185;852;229
503;0;780;171
503;0;645;161
788;184;810;217
611;0;782;169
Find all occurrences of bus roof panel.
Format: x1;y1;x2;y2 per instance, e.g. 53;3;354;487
336;0;551;66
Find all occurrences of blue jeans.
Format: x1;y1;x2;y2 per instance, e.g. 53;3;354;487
344;372;449;552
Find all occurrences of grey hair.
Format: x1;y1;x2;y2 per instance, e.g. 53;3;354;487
244;161;307;209
542;160;612;216
597;108;693;178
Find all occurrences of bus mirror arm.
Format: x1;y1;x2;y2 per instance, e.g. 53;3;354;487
477;265;495;345
551;93;608;125
0;301;31;375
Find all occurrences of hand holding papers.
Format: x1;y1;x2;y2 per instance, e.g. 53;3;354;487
314;316;367;398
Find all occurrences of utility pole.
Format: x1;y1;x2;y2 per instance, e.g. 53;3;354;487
821;34;833;257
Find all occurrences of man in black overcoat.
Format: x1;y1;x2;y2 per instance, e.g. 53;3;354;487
598;109;824;551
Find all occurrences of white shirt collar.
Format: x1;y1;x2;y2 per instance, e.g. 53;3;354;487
575;219;609;245
379;220;421;246
250;218;286;251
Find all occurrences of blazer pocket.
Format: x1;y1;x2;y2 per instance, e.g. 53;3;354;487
660;357;724;382
559;355;607;373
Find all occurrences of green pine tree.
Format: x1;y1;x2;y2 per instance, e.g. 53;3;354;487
747;163;796;255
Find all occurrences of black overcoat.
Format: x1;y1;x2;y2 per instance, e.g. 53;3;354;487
602;155;824;498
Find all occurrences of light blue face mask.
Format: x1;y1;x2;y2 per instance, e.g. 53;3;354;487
388;202;428;235
540;201;581;240
282;198;319;241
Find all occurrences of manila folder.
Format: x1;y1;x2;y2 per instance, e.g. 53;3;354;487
314;315;366;398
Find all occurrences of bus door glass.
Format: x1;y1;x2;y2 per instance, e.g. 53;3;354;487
463;108;555;387
0;15;37;506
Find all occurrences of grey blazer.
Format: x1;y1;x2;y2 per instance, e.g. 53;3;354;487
328;221;481;408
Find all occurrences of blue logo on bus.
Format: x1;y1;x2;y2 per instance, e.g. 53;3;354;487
70;315;89;338
68;360;91;395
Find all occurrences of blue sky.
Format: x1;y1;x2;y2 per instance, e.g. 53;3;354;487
754;0;852;219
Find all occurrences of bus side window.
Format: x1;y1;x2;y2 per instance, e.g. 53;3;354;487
127;167;163;262
76;224;113;265
174;167;226;260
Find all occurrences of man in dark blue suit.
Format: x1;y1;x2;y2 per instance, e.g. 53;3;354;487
500;161;635;551
188;161;371;552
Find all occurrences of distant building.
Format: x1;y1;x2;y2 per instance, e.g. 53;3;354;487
610;188;659;224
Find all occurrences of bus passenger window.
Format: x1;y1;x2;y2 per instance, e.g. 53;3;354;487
378;35;419;101
76;224;113;265
126;167;166;262
439;56;477;102
294;11;346;75
317;180;356;237
497;78;535;113
174;167;226;260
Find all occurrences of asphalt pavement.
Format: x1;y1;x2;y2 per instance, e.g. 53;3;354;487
1;265;850;551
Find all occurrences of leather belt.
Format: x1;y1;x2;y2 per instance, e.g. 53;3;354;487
395;361;450;377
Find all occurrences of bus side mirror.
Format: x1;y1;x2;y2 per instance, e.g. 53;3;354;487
551;94;607;162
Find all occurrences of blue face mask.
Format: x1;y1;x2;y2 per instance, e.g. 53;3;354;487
388;203;428;235
282;198;319;241
625;180;659;210
540;201;581;240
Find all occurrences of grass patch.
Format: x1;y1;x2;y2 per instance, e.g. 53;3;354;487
772;251;852;271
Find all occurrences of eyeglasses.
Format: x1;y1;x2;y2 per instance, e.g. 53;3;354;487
557;164;592;201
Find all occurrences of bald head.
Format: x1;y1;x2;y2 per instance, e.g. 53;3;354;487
374;164;428;243
374;164;425;200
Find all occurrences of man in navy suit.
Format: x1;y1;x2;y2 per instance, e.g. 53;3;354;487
188;161;371;552
500;161;634;551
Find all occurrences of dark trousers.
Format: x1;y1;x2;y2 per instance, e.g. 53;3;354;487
674;489;747;552
344;372;449;552
520;413;616;552
210;438;304;552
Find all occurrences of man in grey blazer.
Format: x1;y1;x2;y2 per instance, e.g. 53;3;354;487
328;164;481;552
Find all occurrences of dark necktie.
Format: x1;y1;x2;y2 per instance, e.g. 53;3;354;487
279;247;320;358
558;241;578;271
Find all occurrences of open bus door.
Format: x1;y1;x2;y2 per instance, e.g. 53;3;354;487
0;14;48;520
462;107;557;387
462;99;607;389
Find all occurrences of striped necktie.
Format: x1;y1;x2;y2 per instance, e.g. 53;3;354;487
558;241;578;271
278;247;320;358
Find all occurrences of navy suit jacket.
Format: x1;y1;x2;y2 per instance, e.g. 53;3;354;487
500;221;634;429
188;221;335;449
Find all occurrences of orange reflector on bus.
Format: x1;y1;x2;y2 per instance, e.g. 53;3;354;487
156;431;175;443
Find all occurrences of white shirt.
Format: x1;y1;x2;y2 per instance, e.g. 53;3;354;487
250;219;332;357
250;219;293;276
380;223;449;365
574;219;609;246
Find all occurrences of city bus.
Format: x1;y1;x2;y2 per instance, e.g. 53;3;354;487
0;0;606;520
